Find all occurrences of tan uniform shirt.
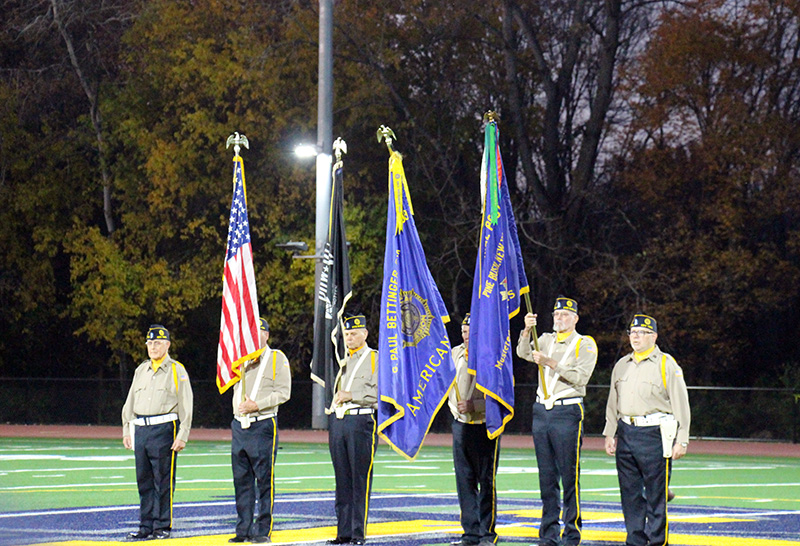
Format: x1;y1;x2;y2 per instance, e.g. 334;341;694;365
603;345;691;445
516;330;598;400
232;345;292;418
447;343;485;423
121;356;194;443
332;345;378;410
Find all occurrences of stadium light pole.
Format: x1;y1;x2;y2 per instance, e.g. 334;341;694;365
311;0;334;430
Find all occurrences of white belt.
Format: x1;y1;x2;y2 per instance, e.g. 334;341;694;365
344;408;375;416
622;412;674;427
536;395;583;407
133;413;178;426
235;412;276;424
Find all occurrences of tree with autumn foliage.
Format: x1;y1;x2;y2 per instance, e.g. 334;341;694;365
1;0;799;431
580;0;800;387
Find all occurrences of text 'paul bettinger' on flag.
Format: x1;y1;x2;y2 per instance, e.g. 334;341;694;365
467;121;530;438
377;150;456;460
216;155;264;394
311;158;352;409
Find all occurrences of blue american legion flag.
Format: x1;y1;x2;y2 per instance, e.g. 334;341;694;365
467;121;529;438
216;156;263;393
378;150;455;460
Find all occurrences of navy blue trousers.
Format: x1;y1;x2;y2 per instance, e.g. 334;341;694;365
531;402;584;546
452;420;499;545
133;421;178;533
328;413;377;541
231;417;278;538
615;420;672;546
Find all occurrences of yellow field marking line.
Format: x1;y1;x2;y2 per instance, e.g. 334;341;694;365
27;517;800;546
499;507;755;523
28;520;459;546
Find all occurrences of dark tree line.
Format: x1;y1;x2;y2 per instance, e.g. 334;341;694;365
1;0;799;394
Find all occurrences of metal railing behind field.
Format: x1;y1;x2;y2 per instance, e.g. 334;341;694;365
1;378;797;443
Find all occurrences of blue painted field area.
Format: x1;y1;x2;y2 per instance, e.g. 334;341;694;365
3;494;800;545
1;438;799;545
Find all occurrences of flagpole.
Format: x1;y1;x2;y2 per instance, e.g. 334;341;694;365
523;293;539;351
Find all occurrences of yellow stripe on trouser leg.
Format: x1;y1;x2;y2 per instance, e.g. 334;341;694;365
659;457;670;546
569;403;584;544
268;417;277;537
488;439;500;542
363;415;378;537
169;421;176;529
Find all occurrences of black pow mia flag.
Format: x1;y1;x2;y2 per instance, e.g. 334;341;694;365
311;161;352;409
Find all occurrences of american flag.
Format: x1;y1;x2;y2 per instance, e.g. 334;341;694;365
216;156;262;393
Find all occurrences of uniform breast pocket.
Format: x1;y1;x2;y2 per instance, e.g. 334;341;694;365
358;372;376;388
158;387;176;405
636;380;662;400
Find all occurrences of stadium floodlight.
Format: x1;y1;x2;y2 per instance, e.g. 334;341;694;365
294;144;320;159
276;241;309;254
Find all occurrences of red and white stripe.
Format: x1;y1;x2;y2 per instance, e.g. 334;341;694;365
216;241;260;392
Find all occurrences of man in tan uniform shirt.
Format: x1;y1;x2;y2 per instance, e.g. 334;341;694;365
229;317;291;543
448;313;499;546
516;297;597;546
326;314;378;546
604;314;691;546
121;324;193;540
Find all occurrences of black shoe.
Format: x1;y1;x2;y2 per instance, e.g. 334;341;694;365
250;537;270;543
228;537;248;543
326;539;351;545
668;488;676;502
152;530;170;539
127;530;152;540
351;541;366;546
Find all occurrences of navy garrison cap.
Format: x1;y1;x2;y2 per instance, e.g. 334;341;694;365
554;297;578;314
146;324;170;341
259;317;269;332
462;313;471;326
344;315;367;330
630;314;657;333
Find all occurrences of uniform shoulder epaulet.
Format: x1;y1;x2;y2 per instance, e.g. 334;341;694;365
580;334;598;352
274;349;290;368
658;352;681;389
659;352;678;366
